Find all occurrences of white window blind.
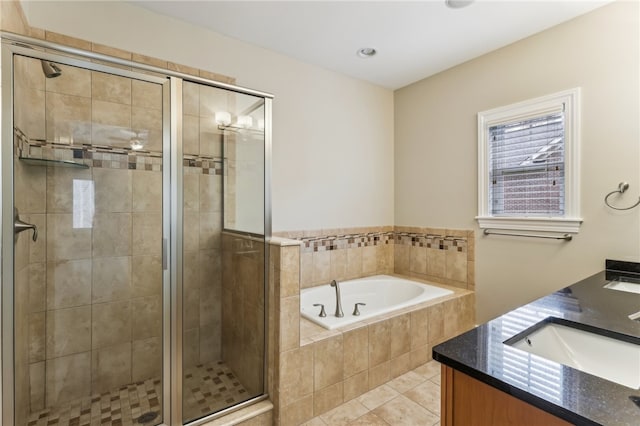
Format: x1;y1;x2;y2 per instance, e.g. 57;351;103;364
489;111;565;216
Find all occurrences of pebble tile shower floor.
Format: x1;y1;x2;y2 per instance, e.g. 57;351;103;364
26;361;248;426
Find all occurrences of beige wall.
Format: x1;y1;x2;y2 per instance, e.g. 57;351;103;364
394;1;640;323
21;0;395;232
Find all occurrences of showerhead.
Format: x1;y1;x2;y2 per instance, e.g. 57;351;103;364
41;60;62;78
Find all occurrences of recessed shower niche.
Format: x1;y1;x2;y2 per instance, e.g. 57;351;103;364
2;36;271;426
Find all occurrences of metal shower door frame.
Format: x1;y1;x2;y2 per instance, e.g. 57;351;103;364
0;33;274;426
0;39;172;426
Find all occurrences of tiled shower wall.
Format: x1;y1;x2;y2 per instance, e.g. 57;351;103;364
182;80;228;369
13;55;167;416
221;233;266;396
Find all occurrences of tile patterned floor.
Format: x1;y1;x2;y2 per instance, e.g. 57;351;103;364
303;360;442;426
182;361;250;422
26;360;248;426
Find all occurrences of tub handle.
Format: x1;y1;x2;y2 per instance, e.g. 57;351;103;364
313;304;327;317
353;303;366;316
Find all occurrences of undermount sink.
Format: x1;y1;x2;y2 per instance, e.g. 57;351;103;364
506;319;640;389
604;280;640;294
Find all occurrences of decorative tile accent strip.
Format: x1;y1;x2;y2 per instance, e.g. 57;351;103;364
183;154;224;175
15;128;163;171
293;230;467;254
394;232;467;252
15;127;223;174
298;231;394;253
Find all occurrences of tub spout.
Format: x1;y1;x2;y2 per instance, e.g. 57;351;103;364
330;279;344;317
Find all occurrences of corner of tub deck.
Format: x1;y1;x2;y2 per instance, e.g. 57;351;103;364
268;236;303;247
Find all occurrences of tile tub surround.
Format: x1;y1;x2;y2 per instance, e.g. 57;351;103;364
273;225;475;291
268;237;474;426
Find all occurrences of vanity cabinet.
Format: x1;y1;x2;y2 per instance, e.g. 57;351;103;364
441;365;572;426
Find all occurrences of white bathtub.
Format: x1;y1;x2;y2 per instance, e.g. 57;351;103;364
300;275;453;330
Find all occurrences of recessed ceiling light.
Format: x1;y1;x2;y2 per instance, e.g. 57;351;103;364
357;47;377;58
445;0;474;9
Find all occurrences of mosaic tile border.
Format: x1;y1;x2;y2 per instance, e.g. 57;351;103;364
183;155;224;176
298;232;394;253
295;230;468;254
15;128;224;174
395;232;467;252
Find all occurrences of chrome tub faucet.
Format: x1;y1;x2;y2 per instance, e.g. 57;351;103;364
330;279;344;317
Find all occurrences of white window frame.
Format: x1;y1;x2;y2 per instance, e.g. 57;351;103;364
476;88;582;233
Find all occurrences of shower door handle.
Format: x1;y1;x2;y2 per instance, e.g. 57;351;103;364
14;209;38;242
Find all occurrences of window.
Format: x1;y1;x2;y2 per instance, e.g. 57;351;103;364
477;89;582;233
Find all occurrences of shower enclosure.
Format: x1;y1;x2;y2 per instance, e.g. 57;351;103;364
1;35;271;426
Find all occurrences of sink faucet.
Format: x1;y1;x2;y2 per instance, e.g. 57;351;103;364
330;280;344;317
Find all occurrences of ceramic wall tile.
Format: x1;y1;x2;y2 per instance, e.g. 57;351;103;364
131;296;162;339
91;342;132;394
132;79;162;110
132;212;162;256
343;326;369;378
199;119;223;157
368;320;391;368
132;337;162;382
28;263;46;313
131;255;162;298
279;345;313;407
426;247;445;278
92;256;131;303
182;115;200;156
46;92;91;144
313;381;343;416
199;174;221;213
45;351;91;406
46;64;91;98
343;370;369;402
46;259;91;309
46;305;91;358
29;362;45;412
46;214;92;261
28;311;45;363
14;55;45;91
46;167;92;213
132;170;162;212
92;213;131;257
389;313;411;359
131;106;162;152
362;246;377;275
93;168;132;213
15;86;45;140
183;82;200;116
91;300;131;349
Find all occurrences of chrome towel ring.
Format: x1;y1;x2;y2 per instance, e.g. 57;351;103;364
604;182;640;210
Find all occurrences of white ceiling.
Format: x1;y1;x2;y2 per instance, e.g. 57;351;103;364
131;0;610;90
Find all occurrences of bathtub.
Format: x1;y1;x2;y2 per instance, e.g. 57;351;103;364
300;275;453;330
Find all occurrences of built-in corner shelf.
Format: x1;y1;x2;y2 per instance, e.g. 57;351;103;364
18;157;89;169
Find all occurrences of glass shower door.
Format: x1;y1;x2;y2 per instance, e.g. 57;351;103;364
181;82;266;423
9;52;168;426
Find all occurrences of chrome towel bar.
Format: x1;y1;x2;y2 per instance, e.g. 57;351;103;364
483;229;572;241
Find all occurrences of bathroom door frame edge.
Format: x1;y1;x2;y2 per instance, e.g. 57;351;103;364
1;39;18;426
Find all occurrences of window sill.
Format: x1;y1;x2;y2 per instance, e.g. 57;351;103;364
476;216;583;233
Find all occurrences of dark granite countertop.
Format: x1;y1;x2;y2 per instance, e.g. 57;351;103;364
433;260;640;426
